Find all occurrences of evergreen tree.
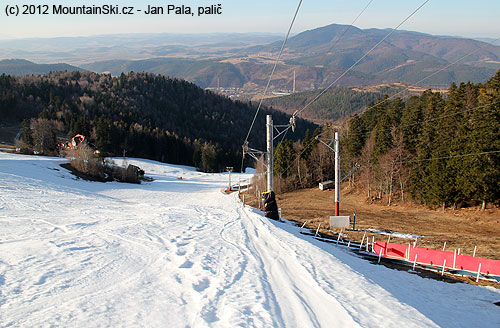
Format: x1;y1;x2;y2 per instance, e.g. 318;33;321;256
344;114;365;158
274;140;295;178
469;72;500;207
444;82;477;207
401;95;424;154
373;114;392;160
408;91;444;204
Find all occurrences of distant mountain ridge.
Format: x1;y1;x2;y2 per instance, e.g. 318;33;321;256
0;33;282;65
274;24;500;81
0;59;83;75
82;24;500;89
473;37;500;46
1;24;499;90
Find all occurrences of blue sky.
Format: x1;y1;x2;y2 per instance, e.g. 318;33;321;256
0;0;499;39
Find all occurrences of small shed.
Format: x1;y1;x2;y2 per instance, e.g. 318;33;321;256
319;180;334;190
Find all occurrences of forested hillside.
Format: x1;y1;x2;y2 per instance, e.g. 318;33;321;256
0;71;316;172
263;85;404;121
273;70;500;209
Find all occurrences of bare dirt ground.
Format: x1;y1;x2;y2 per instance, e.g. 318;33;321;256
240;186;500;288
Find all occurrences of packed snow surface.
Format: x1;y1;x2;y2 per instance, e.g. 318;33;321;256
0;153;499;327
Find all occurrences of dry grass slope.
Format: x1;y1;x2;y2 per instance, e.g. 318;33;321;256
241;186;500;288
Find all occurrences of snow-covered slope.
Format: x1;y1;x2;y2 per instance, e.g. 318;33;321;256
0;153;499;327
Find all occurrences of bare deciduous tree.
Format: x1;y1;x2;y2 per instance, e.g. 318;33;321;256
31;118;57;154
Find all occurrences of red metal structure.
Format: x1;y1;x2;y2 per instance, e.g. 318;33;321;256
373;241;500;278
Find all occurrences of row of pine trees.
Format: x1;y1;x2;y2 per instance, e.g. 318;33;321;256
273;70;500;209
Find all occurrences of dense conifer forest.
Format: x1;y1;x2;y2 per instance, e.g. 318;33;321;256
273;70;500;209
263;85;404;121
0;71;316;172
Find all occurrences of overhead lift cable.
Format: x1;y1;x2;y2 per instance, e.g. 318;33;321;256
359;36;500;115
400;100;500;129
317;0;375;67
356;150;500;169
242;0;303;147
260;1;497;201
352;99;500;143
275;0;376;144
271;0;432;180
241;0;303;172
275;0;431;143
292;0;431;119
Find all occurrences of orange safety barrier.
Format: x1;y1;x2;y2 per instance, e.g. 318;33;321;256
373;241;500;276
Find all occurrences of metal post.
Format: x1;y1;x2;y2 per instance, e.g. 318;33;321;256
299;221;307;231
334;131;340;216
359;231;366;250
226;166;233;191
315;223;321;238
266;115;273;192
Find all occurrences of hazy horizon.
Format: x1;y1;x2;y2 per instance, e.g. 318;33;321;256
0;1;499;40
0;25;496;44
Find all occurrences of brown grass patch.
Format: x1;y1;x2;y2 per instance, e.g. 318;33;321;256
240;186;500;287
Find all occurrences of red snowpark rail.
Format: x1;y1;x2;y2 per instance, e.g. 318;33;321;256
373;241;500;276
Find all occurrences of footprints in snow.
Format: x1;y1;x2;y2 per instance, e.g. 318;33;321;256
34;272;51;286
171;229;215;298
179;260;193;269
70;221;99;228
192;278;210;292
50;240;95;253
173;236;192;268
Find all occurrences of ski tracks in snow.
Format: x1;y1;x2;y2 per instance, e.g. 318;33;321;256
1;154;499;327
236;207;439;327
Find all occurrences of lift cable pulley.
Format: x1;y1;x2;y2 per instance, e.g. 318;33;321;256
242;141;268;168
273;115;297;141
244;114;297;168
